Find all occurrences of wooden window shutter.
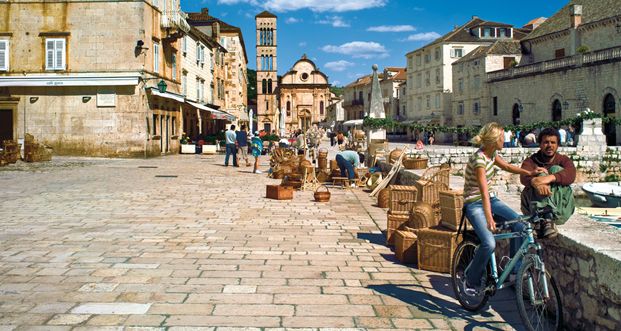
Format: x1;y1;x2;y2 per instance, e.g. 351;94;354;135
46;39;55;69
55;39;65;70
0;40;7;70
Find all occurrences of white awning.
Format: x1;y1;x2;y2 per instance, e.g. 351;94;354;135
185;100;235;121
343;119;364;127
149;88;185;102
0;73;141;87
186;100;219;112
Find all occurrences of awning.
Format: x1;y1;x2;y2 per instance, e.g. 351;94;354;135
185;100;235;121
0;72;141;87
236;111;249;122
148;88;185;102
343;119;364;127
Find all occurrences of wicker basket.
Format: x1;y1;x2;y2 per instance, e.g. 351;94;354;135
318;158;328;170
439;190;464;209
388;185;418;213
266;185;294;200
314;185;331;202
394;229;418;264
403;157;428;170
408;201;438;230
377;187;390;208
440;207;471;231
386;211;410;246
388;149;403;164
330;159;338;170
414;179;444;206
417;226;459;273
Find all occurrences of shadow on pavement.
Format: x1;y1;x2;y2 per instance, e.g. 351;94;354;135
357;232;386;246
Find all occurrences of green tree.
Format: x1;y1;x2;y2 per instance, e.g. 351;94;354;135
247;69;257;101
330;85;344;97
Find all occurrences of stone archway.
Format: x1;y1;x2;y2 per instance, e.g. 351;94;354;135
603;93;617;146
298;109;311;132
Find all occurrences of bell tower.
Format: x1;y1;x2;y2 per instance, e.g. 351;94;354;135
255;11;278;132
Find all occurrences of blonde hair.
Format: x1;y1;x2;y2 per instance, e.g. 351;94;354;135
470;122;504;147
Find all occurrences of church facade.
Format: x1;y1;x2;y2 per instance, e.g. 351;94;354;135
255;11;330;133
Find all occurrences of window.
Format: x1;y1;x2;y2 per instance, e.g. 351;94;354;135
408;57;413;70
554;48;565;59
153;42;159;73
181;72;187;96
416;54;421;65
483;27;492;37
46;38;66;70
493;96;498;116
196;78;201;101
0;40;8;71
435;94;440;108
458;78;464;93
450;48;463;58
424;54;430;63
200;46;205;65
435;68;441;84
152;114;157;135
286;101;291;116
171;117;176;136
458;102;464;115
267;79;273;94
172;53;177;80
196;43;201;64
473;75;480;90
182;36;187;55
358;91;363;103
416;73;422;88
425;71;430;86
435;47;441;60
473;102;480;115
201;80;205;102
320;101;324;116
426;95;430;109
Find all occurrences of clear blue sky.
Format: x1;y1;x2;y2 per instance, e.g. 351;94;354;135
182;0;569;87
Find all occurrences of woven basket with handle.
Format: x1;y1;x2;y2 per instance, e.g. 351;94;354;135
314;185;331;202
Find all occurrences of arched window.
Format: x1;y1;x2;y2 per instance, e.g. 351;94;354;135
268;79;273;94
552;99;562;122
512;103;521;125
320;101;325;116
286;101;291;116
261;79;267;94
604;93;617;145
473;102;480;115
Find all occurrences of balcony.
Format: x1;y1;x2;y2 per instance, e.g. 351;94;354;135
487;46;621;82
350;99;364;106
161;10;191;34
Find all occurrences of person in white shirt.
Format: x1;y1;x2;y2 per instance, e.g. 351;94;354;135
336;150;362;186
503;130;512;148
558;127;567;146
224;125;238;167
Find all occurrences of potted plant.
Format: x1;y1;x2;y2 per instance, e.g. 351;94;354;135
180;133;195;154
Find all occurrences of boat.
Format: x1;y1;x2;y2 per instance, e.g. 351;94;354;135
576;206;621;229
581;182;621;208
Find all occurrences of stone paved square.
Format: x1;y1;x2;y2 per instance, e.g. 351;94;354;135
0;155;526;330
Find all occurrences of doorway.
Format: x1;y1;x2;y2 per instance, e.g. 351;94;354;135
512;104;521;125
0;109;13;147
603;93;617;146
552;99;562;122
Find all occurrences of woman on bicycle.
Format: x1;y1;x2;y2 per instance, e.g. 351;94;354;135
463;122;546;295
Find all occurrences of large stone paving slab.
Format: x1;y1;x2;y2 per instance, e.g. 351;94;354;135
0;152;524;330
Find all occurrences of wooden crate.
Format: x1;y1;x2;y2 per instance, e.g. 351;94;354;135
441;207;471;231
394;229;418;264
417;226;459;274
388;185;418;213
439;190;464;209
266;185;293;200
386;211;410;246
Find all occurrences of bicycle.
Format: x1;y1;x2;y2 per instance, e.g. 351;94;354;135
451;205;563;331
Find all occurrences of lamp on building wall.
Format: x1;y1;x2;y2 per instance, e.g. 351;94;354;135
82;96;92;103
515;98;524;112
29;97;39;103
157;80;168;93
562;100;569;110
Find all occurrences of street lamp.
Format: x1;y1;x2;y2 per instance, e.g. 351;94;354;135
157;80;167;93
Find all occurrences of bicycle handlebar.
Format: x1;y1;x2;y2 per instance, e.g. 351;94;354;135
496;206;554;231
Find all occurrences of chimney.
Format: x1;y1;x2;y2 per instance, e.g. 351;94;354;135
201;8;209;16
570;5;582;28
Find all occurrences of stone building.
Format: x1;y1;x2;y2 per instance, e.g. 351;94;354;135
180;26;231;140
487;0;621;145
279;55;330;132
187;8;249;127
255;11;279;133
0;0;191;157
451;41;522;130
342;67;405;123
405;17;529;137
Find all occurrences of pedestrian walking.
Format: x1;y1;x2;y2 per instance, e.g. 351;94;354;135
224;125;238;167
236;124;250;167
251;131;263;174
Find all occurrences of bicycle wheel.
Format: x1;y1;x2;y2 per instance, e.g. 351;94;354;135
451;239;490;311
516;255;563;331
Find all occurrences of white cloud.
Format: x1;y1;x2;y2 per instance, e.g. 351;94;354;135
322;41;388;59
285;17;301;24
367;25;416;32
332;80;341;85
317;16;350;28
216;0;387;12
404;32;441;42
324;60;355;72
299;41;307;47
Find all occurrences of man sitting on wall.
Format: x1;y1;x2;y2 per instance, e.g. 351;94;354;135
520;128;576;238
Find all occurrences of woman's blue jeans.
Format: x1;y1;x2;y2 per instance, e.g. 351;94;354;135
464;197;525;286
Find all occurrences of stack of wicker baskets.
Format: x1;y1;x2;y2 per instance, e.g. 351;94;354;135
1;140;21;165
23;134;52;163
386;185;418;246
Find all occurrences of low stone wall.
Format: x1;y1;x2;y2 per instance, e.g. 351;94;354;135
380;162;621;330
